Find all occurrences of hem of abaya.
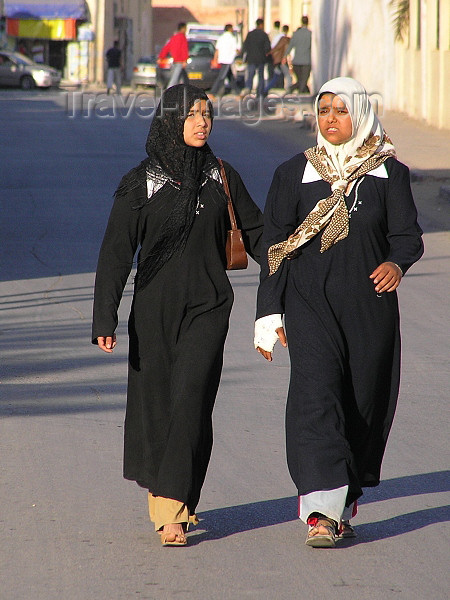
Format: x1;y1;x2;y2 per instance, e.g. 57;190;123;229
125;473;197;509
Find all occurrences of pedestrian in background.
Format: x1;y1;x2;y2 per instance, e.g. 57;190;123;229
209;24;239;100
269;20;281;44
242;18;271;98
264;25;292;95
255;77;423;547
286;15;311;94
92;84;263;547
266;20;280;86
106;40;121;95
158;22;189;89
17;41;29;57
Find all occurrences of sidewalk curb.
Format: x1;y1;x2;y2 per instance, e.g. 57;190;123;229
439;185;450;201
410;170;450;183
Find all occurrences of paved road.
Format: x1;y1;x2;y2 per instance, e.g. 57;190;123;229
1;89;449;600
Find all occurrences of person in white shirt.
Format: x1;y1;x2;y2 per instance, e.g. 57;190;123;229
209;24;239;98
270;21;283;49
264;25;292;94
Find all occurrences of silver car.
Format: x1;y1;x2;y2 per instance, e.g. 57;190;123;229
0;51;61;89
130;55;157;89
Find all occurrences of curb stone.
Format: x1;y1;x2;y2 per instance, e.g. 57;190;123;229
439;185;450;201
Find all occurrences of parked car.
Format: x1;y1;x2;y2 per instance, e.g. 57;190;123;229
0;51;61;89
185;22;242;47
157;39;221;90
130;55;157;89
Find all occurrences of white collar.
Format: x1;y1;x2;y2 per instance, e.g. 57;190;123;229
302;160;322;183
366;163;388;178
302;160;388;183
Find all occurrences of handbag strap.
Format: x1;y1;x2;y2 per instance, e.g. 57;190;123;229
217;157;238;231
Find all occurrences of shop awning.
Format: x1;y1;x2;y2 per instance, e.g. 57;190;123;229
4;1;89;20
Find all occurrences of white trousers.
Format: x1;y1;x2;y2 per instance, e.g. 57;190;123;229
107;67;121;93
299;485;356;524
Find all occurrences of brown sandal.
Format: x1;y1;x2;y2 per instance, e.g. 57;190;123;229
338;520;356;539
305;517;337;548
160;531;187;546
159;523;188;546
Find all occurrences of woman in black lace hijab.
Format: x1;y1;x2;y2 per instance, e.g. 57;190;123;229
92;84;263;546
115;84;219;289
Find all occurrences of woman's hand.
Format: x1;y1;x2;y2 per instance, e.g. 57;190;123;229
256;327;287;362
97;335;117;353
369;262;402;293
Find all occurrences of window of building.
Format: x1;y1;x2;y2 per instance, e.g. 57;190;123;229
436;0;440;49
416;0;421;49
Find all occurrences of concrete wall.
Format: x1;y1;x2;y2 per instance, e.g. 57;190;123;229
152;6;199;55
87;0;152;84
394;0;449;130
152;0;245;41
305;0;396;113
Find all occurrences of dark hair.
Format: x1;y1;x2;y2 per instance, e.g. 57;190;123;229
256;18;264;27
301;16;309;26
177;22;186;31
224;23;233;32
274;20;280;28
282;25;289;33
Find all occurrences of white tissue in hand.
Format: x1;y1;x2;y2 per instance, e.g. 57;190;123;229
254;314;283;352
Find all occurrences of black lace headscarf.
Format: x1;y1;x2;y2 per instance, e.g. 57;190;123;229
116;84;217;291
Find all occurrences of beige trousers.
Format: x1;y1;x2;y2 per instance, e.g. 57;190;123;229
148;493;199;532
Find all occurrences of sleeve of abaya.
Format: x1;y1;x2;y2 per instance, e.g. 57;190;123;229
223;162;264;264
256;163;300;319
384;159;424;274
91;189;140;344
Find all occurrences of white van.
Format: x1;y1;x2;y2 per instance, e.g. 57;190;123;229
186;23;242;47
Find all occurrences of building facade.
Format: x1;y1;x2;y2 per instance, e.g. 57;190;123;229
88;0;152;85
305;0;449;130
150;0;449;129
1;0;447;128
394;0;449;129
0;0;153;85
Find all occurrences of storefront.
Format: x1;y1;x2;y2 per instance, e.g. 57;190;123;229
3;1;90;77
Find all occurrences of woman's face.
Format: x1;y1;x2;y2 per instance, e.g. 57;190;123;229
318;93;353;145
183;99;212;147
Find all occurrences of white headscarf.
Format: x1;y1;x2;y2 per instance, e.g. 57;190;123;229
266;77;396;275
314;76;395;179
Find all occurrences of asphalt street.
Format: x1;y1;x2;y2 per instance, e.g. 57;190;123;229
0;88;449;600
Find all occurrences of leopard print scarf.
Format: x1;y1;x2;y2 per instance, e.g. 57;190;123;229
267;77;396;276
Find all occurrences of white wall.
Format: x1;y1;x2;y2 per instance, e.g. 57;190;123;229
310;0;396;112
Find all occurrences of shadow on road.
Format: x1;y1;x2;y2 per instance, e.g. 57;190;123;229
189;470;450;545
346;505;450;545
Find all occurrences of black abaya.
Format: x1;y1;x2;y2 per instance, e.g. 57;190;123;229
93;161;263;513
256;154;423;504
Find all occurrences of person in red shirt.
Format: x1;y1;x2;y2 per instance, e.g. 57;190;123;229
159;22;189;89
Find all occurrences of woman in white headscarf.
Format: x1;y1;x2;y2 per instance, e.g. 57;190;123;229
254;77;423;547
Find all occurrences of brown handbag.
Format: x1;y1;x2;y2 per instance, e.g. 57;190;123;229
218;158;248;270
